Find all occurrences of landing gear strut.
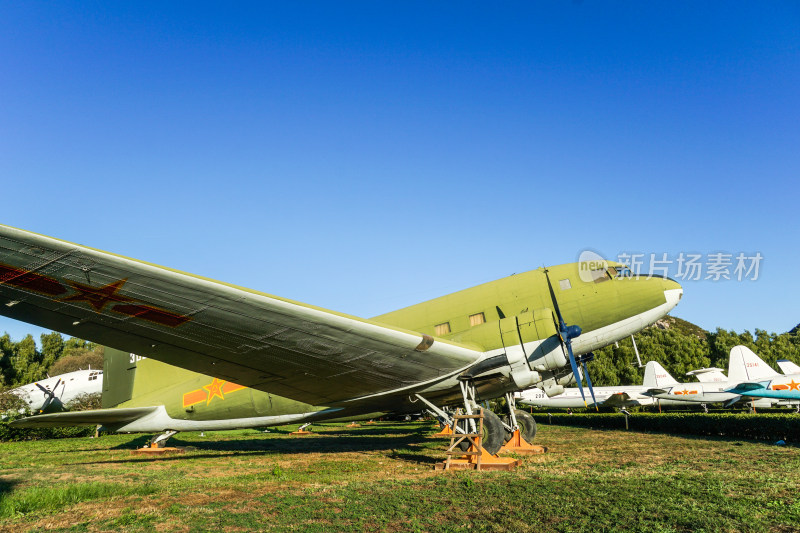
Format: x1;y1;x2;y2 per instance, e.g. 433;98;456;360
148;430;178;448
500;392;538;447
413;381;507;455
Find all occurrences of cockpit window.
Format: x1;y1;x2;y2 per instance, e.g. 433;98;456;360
614;266;633;278
588;269;611;283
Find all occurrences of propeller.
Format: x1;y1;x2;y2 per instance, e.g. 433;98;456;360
543;268;599;411
35;378;62;412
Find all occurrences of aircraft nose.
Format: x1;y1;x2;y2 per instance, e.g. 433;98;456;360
661;277;683;309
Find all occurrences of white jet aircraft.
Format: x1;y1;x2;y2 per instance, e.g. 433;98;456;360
725;357;800;405
644;346;782;408
516;360;689;409
7;369;103;413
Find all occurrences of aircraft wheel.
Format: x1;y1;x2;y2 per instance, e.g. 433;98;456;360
514;409;537;443
457;409;505;455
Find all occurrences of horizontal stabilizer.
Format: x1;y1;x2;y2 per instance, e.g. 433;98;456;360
9;406;157;428
777;359;800;375
685;367;727;383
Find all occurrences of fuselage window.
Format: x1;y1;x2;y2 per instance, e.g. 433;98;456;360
559;278;572;290
469;313;485;327
435;322;451;336
589;269;611;283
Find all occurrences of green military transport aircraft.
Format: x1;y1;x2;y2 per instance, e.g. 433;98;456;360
0;224;682;453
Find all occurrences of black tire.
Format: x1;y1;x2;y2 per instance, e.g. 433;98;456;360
456;409;505;455
514;409;537;443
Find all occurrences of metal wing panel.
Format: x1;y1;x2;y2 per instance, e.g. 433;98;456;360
10;407;158;428
0;225;483;405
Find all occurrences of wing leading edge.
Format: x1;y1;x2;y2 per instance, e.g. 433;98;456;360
0;225;484;406
9;406;158;428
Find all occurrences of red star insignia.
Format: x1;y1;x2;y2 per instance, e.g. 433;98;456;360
788;380;800;391
203;378;226;405
59;279;136;312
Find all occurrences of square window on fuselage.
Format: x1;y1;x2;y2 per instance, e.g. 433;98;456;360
469;313;485;327
435;322;451;336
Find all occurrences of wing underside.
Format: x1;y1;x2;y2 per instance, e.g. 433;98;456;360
0;225;484;406
9;407;158;428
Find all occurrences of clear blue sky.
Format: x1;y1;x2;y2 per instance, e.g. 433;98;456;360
1;2;798;344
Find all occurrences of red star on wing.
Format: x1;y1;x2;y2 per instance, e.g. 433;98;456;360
59;279;136;312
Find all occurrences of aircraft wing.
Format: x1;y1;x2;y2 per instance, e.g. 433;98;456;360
642;388;669;397
725;381;766;392
0;225;483;406
725;381;800;400
9;407;158;428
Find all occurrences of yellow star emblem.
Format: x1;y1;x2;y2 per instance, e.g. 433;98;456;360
203;378;226;405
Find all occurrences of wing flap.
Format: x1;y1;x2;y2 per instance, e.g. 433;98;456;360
0;225;484;405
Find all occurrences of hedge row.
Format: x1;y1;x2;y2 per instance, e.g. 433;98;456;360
532;412;800;442
0;420;94;442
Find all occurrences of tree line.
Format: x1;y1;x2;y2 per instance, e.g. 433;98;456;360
0;332;103;388
589;317;800;387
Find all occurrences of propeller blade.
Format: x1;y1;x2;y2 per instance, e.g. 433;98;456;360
544;268;588;406
35;382;54;398
581;359;599;411
564;338;587;407
543;269;567;329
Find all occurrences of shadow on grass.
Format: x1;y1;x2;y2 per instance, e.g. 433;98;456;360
0;478;18;503
68;423;444;466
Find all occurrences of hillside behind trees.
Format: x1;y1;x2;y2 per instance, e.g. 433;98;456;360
0;316;798;388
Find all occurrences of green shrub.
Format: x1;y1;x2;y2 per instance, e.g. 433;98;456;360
533;412;800;442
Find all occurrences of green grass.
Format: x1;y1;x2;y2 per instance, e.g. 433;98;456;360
0;421;798;532
0;482;157;519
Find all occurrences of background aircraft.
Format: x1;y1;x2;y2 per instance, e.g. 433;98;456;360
725;356;800;404
686;367;727;383
0;225;682;453
644;346;783;408
515;360;663;409
777;360;800;375
7;368;102;413
516;360;721;409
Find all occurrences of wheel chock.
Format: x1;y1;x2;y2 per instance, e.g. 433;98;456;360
346;421;361;427
290;429;313;435
498;429;547;455
435;444;519;471
131;443;185;456
430;424;454;437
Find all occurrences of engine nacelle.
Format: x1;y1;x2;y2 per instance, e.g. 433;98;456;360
528;335;568;372
541;379;565;398
510;368;541;390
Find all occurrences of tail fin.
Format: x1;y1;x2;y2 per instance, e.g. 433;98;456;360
685;368;727;383
101;347;138;408
727;346;780;384
777;359;800;375
643;361;679;388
